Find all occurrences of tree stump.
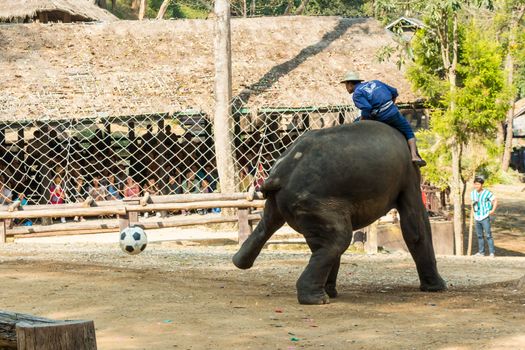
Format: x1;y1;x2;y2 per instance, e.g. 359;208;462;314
0;311;97;350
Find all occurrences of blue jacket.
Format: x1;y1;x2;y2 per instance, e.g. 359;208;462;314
352;80;399;120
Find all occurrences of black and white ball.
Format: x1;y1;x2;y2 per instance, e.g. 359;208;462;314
119;226;148;255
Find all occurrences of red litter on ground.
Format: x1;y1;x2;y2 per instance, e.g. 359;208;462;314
275;308;284;313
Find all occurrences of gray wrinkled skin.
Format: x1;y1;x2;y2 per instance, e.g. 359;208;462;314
233;121;446;305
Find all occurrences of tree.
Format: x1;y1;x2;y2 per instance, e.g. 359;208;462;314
406;1;506;255
497;0;525;170
157;0;172;19
243;0;248;17
423;1;463;255
295;0;310;14
213;0;237;196
139;0;147;19
284;0;294;15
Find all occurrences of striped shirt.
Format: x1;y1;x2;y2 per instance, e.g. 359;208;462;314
471;189;495;221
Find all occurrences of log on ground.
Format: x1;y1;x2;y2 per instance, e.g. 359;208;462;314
0;311;96;350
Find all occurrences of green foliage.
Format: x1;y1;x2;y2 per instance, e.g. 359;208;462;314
301;0;366;17
406;30;448;106
109;0;368;19
417;129;452;190
172;3;209;18
513;29;525;98
450;24;508;142
407;4;508;189
109;0;138;19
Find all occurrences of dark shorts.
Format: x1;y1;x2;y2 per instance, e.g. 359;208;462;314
380;112;415;140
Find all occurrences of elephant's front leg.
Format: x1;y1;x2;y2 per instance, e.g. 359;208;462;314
297;222;352;305
397;188;447;292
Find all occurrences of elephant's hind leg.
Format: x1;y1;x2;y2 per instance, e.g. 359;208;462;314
324;258;341;298
232;195;285;269
397;186;447;292
297;213;352;305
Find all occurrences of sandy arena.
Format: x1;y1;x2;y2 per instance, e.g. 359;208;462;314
1;184;524;350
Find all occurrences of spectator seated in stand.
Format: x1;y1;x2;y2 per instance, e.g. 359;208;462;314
106;174;122;200
166;174;182;195
181;171;200;215
72;176;89;222
13;193;31;226
49;175;66;223
0;178;13;206
143;176;161;218
182;171;200;194
123;177;141;199
203;164;219;191
197;179;214;215
239;166;254;192
88;176;109;202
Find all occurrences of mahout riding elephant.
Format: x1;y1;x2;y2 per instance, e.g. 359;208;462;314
233;121;447;305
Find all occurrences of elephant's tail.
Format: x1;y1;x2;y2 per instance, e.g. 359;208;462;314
259;177;281;198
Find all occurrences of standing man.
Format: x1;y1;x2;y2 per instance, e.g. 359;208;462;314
340;71;426;166
471;177;498;257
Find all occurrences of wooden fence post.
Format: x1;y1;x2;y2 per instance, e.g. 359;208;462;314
365;220;378;254
119;199;140;232
0;219;6;244
237;208;252;244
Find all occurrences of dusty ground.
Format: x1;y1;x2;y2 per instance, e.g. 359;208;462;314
1;183;524;350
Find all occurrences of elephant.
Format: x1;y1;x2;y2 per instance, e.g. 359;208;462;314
233;121;447;305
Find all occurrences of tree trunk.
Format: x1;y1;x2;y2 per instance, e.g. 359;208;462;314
250;0;256;16
451;141;464;255
156;0;171;19
138;0;147;20
295;0;310;15
131;0;140;10
112;0;116;10
502;100;516;171
448;13;464;255
495;122;505;146
502;5;525;170
284;0;294;15
242;0;247;17
213;0;237;198
95;0;107;9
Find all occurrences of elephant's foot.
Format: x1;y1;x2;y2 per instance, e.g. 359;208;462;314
420;276;447;292
232;251;253;270
297;293;330;305
297;289;330;305
324;284;338;298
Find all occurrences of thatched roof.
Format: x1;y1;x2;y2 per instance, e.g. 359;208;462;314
0;0;117;23
0;16;420;122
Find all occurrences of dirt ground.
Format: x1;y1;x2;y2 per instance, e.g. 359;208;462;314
1;184;524;350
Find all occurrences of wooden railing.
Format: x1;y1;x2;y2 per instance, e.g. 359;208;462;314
0;192;266;244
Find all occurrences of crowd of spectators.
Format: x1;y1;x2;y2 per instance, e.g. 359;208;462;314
0;117;302;225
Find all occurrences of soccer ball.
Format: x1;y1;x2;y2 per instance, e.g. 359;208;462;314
119;226;148;255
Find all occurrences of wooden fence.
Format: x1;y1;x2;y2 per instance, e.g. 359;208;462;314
0;192;266;244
